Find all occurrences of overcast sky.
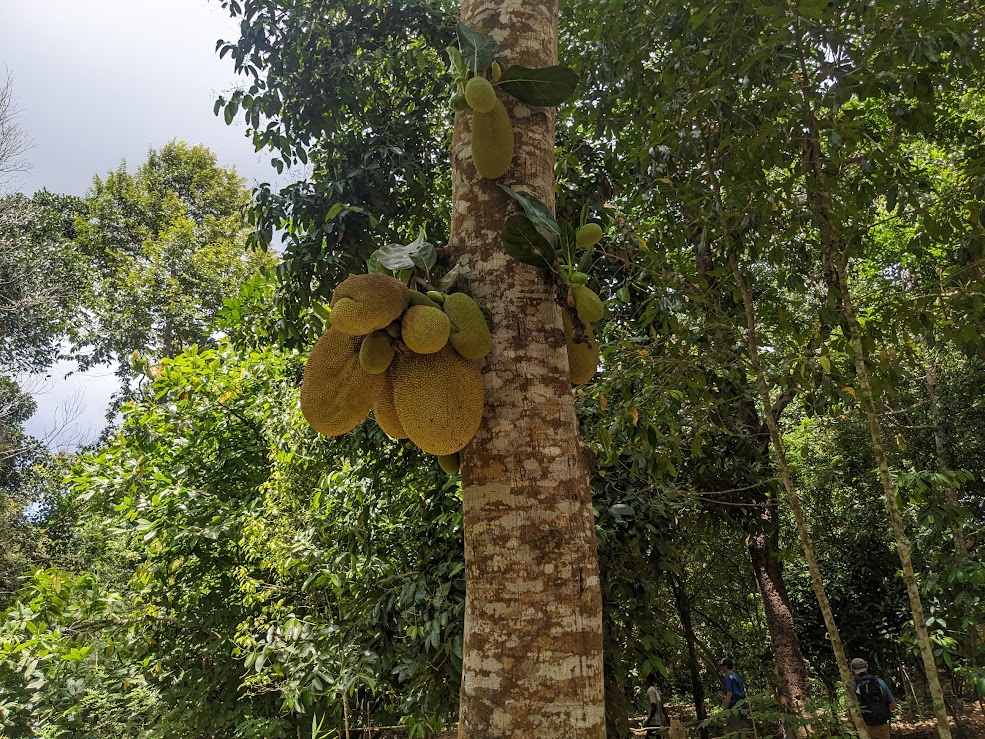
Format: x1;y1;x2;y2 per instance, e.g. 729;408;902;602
1;0;280;444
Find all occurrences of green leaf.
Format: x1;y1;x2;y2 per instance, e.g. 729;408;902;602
498;185;560;238
456;22;497;73
375;229;434;272
502;215;555;269
498;65;578;107
434;263;461;293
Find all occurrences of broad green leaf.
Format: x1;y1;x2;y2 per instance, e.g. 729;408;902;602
376;230;433;271
456;22;497;73
498;185;560;238
501;215;555;269
499;65;577;107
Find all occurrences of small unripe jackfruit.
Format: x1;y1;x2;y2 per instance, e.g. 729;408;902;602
359;331;395;374
443;292;492;360
438;453;460;474
373;371;407;439
402;305;451;354
572;285;604;324
576;223;603;249
301;328;385;435
408;290;441;309
392;346;485;455
491;61;502;83
566;271;589;286
450;92;468;112
386;320;402;339
471;99;514;180
464;76;497;113
563;313;599;385
330;273;409;336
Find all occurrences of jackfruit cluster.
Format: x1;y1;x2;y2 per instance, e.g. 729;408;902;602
300;276;492;462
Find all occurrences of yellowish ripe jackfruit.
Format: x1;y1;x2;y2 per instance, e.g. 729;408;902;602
563;313;599;385
301;328;385;435
438;453;460;474
373;371;407;439
392;346;485;455
359;331;395;374
465;77;497;113
401;305;451;354
576;223;603;249
572;285;604;324
443;292;492;360
471;98;514;180
330;273;409;336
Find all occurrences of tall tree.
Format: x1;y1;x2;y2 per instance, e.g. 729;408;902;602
448;3;605;736
72;141;271;380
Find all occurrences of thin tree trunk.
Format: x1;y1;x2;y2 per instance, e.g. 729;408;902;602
924;348;969;558
671;575;710;739
835;254;953;739
729;255;870;739
448;2;605;737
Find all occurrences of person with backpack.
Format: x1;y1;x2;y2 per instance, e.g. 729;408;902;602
852;658;897;739
720;658;750;735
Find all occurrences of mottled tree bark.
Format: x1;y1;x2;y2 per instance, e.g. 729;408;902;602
447;1;605;737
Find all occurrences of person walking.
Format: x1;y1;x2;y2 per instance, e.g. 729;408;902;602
645;673;664;731
852;658;896;739
720;658;750;736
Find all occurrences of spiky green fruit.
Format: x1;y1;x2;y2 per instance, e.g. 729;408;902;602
562;313;599;385
359;331;395;374
443;292;493;360
409;290;441;309
401;305;451;354
464;76;497;114
576;223;603;249
301;328;385;435
451;92;468;112
471;98;514;180
572;285;604;324
438;453;460;474
392;346;484;455
330;273;409;335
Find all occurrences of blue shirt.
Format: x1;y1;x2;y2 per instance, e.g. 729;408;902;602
723;671;746;708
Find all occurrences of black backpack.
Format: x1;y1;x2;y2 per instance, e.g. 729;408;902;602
856;675;891;725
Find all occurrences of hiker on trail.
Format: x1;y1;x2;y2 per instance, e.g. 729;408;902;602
720;658;751;735
645;673;664;731
852;658;896;739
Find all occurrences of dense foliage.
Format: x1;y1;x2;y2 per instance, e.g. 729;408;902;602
0;0;983;737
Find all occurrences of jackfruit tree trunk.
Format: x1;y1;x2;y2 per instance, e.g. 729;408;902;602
835;254;953;739
447;1;605;737
729;256;870;739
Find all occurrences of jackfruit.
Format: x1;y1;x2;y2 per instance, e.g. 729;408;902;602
401;305;451;354
438;453;460;474
450;92;468;112
572;285;604;324
464;76;497;113
491;61;502;83
471;98;514;180
301;328;385;435
359;331;395;374
373;371;407;439
408;290;441;309
563;313;599;385
566;271;589;286
386;320;402;339
330;273;409;336
443;292;492;360
576;223;603;249
392;346;485;455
